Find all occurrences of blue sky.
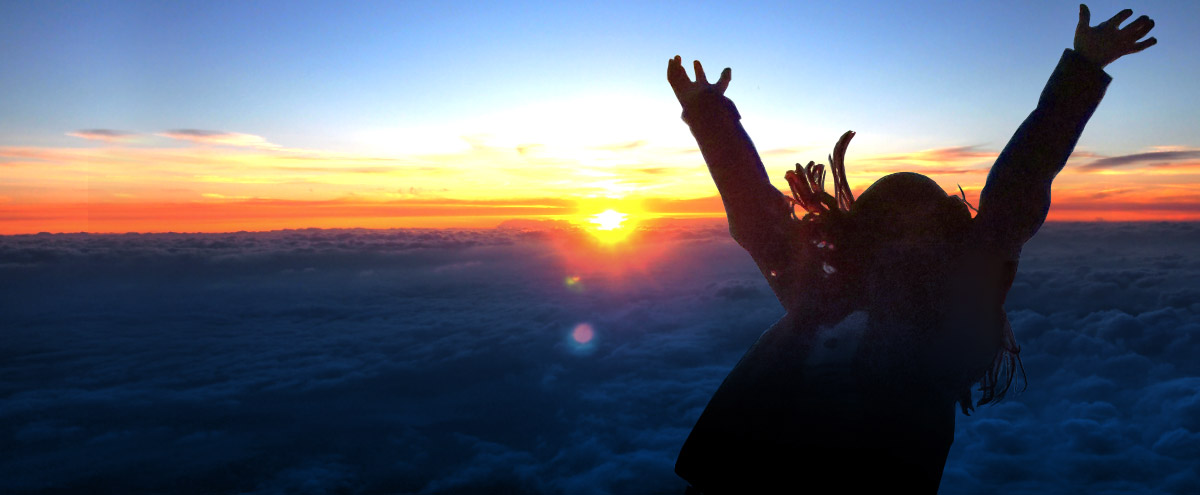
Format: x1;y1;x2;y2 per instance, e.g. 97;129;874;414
3;0;1196;155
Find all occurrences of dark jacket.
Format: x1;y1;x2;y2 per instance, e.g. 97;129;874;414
674;49;1111;494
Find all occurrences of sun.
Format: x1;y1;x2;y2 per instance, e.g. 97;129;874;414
588;209;633;244
591;210;627;230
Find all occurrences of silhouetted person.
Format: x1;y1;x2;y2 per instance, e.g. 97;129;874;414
668;5;1156;493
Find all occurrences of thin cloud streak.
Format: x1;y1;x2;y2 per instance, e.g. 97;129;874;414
844;146;998;176
761;146;814;157
868;145;996;163
1082;150;1200;170
66;129;138;143
589;140;647;151
854;166;988;176
159;129;281;149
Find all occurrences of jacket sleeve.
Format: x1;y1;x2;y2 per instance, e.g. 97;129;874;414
679;89;805;307
975;48;1112;259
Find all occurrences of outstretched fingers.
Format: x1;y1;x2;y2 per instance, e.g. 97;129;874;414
1074;5;1158;66
714;67;731;94
1099;8;1133;30
668;55;691;95
1115;12;1155;57
1129;36;1158;55
693;60;708;84
667;56;733;98
1122;15;1154;40
668;55;684;80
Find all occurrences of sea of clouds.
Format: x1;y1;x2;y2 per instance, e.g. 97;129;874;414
1;222;1197;494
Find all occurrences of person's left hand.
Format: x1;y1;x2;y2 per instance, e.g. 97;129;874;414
667;55;731;106
1074;4;1156;68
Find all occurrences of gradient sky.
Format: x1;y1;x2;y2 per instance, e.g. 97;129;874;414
2;0;1199;233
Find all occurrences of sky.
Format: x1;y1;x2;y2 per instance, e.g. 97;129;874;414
2;222;1198;493
2;0;1200;234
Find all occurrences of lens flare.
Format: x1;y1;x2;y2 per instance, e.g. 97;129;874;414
572;323;595;344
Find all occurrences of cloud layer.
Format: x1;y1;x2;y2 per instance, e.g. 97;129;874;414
1;222;1197;493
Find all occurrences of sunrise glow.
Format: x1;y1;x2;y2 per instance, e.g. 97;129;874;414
1;3;1197;235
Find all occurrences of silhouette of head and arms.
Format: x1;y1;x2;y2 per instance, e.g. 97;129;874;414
667;5;1156;493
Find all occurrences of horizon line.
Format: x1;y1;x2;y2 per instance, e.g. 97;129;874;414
4;218;1197;237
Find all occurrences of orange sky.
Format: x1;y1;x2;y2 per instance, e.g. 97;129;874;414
3;132;1199;234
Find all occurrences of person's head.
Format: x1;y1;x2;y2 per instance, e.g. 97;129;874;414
833;172;973;297
847;172;972;253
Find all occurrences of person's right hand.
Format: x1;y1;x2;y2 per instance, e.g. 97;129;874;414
667;55;732;106
1074;4;1156;69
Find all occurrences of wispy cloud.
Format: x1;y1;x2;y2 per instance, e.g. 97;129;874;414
632;167;674;175
1081;150;1200;170
862;166;987;175
640;195;726;215
159;129;280;149
762;146;814;157
1067;150;1105;159
844;145;998;176
1087;188;1137;200
589;140;647;151
66;129;137;143
868;145;996;163
516;144;544;156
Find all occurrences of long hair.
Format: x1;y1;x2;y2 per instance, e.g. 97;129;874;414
965;312;1026;414
784;130;1024;414
784;131;856;222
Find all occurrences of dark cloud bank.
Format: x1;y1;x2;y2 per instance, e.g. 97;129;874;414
1;223;1197;494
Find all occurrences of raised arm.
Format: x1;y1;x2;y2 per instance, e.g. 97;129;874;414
668;56;802;306
975;5;1156;257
